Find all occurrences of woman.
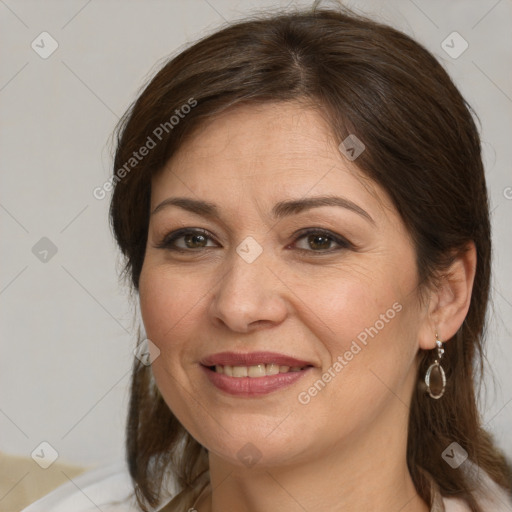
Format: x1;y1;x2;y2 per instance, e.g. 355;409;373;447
22;3;512;512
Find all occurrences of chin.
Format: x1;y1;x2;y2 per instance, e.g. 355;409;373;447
194;423;312;469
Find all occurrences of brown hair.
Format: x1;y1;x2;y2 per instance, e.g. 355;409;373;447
110;4;512;511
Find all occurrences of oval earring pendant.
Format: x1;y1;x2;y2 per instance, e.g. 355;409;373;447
425;361;446;399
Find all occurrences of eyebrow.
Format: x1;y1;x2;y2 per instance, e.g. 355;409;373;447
151;195;375;224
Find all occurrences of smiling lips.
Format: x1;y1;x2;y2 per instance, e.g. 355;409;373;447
201;351;314;396
214;363;305;377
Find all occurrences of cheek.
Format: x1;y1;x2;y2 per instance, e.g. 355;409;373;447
138;265;197;344
295;294;418;443
289;262;407;351
295;259;420;394
138;265;209;437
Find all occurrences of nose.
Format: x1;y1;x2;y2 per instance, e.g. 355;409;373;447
208;249;288;333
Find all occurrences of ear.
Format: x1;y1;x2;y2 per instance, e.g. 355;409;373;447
418;242;477;350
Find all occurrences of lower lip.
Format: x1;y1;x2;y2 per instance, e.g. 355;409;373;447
201;365;313;397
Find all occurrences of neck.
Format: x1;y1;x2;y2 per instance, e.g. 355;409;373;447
195;404;430;512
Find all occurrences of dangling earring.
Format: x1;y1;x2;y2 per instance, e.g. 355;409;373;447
425;332;446;399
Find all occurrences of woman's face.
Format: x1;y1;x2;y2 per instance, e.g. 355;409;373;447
139;102;428;469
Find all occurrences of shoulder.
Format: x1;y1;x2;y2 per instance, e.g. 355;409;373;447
20;461;142;512
441;464;512;512
443;492;512;512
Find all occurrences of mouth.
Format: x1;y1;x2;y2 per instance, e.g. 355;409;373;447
201;351;315;374
200;351;315;396
206;363;312;377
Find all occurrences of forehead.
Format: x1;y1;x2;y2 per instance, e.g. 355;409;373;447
151;101;391;218
169;102;336;174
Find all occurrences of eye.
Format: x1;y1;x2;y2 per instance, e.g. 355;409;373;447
291;228;352;253
155;228;218;251
155;227;352;254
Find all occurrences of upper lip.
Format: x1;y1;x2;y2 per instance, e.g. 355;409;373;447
201;351;314;368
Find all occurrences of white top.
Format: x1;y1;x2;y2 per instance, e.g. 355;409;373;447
21;461;512;512
20;462;145;512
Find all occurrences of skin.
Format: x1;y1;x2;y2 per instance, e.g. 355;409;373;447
138;101;476;512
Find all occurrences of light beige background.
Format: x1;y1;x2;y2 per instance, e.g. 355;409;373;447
1;0;511;476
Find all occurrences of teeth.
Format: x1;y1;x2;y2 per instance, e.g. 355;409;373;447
266;363;280;375
212;364;306;377
232;366;248;377
248;364;266;377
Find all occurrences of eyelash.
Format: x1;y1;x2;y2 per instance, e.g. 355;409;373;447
155;227;353;255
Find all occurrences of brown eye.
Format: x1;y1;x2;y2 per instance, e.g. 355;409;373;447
156;228;218;251
292;229;352;253
306;234;333;251
183;233;208;248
